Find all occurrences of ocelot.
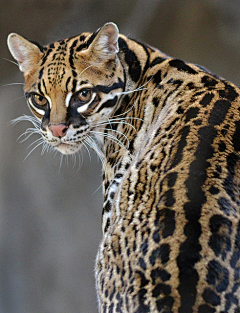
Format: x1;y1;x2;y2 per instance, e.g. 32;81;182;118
7;22;240;312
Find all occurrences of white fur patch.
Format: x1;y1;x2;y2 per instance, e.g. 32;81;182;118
45;95;52;109
77;103;89;113
65;92;72;107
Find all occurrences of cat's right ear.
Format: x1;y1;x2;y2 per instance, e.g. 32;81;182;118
7;33;43;74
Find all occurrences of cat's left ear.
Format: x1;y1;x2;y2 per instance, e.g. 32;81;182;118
87;22;119;61
7;33;43;74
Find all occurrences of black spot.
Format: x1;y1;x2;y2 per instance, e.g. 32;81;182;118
221;128;228;136
118;37;141;82
71;69;77;78
151;268;171;284
152;283;171;298
104;200;111;212
68;39;78;69
152;230;160;243
156;296;174;312
136;288;150;313
185;107;199;123
149;244;170;266
225;292;239;312
202;288;221;306
41;48;53;66
109;284;116;301
38;68;44;79
150;164;156;172
169;59;198;74
139;257;146;270
209;186;219;195
71;79;77;93
76;42;87;52
201;75;218;87
177;106;184;114
155;208;175;238
86;30;99;48
170;125;190;168
94;78;124;94
218;197;233;216
219;141;226;152
194;119;202;126
208;100;231;126
152;97;159;107
116;292;123;312
79;35;86;41
207;260;229;292
164;189;175;207
167;172;177;188
65;76;71;91
165;117;178;131
232;120;240;152
152;70;162;85
140;239;148;255
200;93;214;106
173;79;183;87
230;221;240;269
150;57;166;67
223;153;239;201
125;163;130;170
209;214;232;260
136;271;149;288
97;96;117;112
219;82;238;101
186;82;195;89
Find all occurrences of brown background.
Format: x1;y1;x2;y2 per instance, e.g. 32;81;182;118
0;1;240;312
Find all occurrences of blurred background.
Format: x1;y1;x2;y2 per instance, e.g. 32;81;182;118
0;0;240;312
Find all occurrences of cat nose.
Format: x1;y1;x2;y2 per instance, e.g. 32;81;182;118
49;124;68;137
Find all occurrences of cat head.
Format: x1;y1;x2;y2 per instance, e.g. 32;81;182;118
8;22;125;154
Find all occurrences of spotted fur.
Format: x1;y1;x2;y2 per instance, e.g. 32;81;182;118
8;23;240;312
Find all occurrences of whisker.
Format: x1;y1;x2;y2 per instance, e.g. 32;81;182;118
27;137;43;149
92;181;104;196
93;119;137;133
23;139;44;161
79;63;99;78
85;135;106;169
1;82;25;88
3;58;19;67
90;130;128;153
110;76;153;120
58;154;64;173
90;127;130;148
82;139;92;162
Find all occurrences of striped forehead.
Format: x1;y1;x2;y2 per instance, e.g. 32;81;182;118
38;43;89;94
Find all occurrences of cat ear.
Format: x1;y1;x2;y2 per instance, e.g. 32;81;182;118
7;33;43;74
88;22;119;60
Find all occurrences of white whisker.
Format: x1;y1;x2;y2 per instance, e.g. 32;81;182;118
90;130;128;153
3;58;19;67
79;63;99;78
58;154;64;173
90;127;130;148
23;139;44;161
1;82;24;87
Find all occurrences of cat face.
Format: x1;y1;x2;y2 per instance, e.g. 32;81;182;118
8;23;125;154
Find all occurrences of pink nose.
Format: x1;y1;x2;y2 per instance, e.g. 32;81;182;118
49;124;68;137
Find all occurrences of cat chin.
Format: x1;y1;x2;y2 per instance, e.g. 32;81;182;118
54;142;81;155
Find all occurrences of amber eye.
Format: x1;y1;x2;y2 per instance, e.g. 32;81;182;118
30;93;48;107
77;89;92;103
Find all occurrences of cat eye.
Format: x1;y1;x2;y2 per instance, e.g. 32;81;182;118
77;89;92;103
28;93;48;107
